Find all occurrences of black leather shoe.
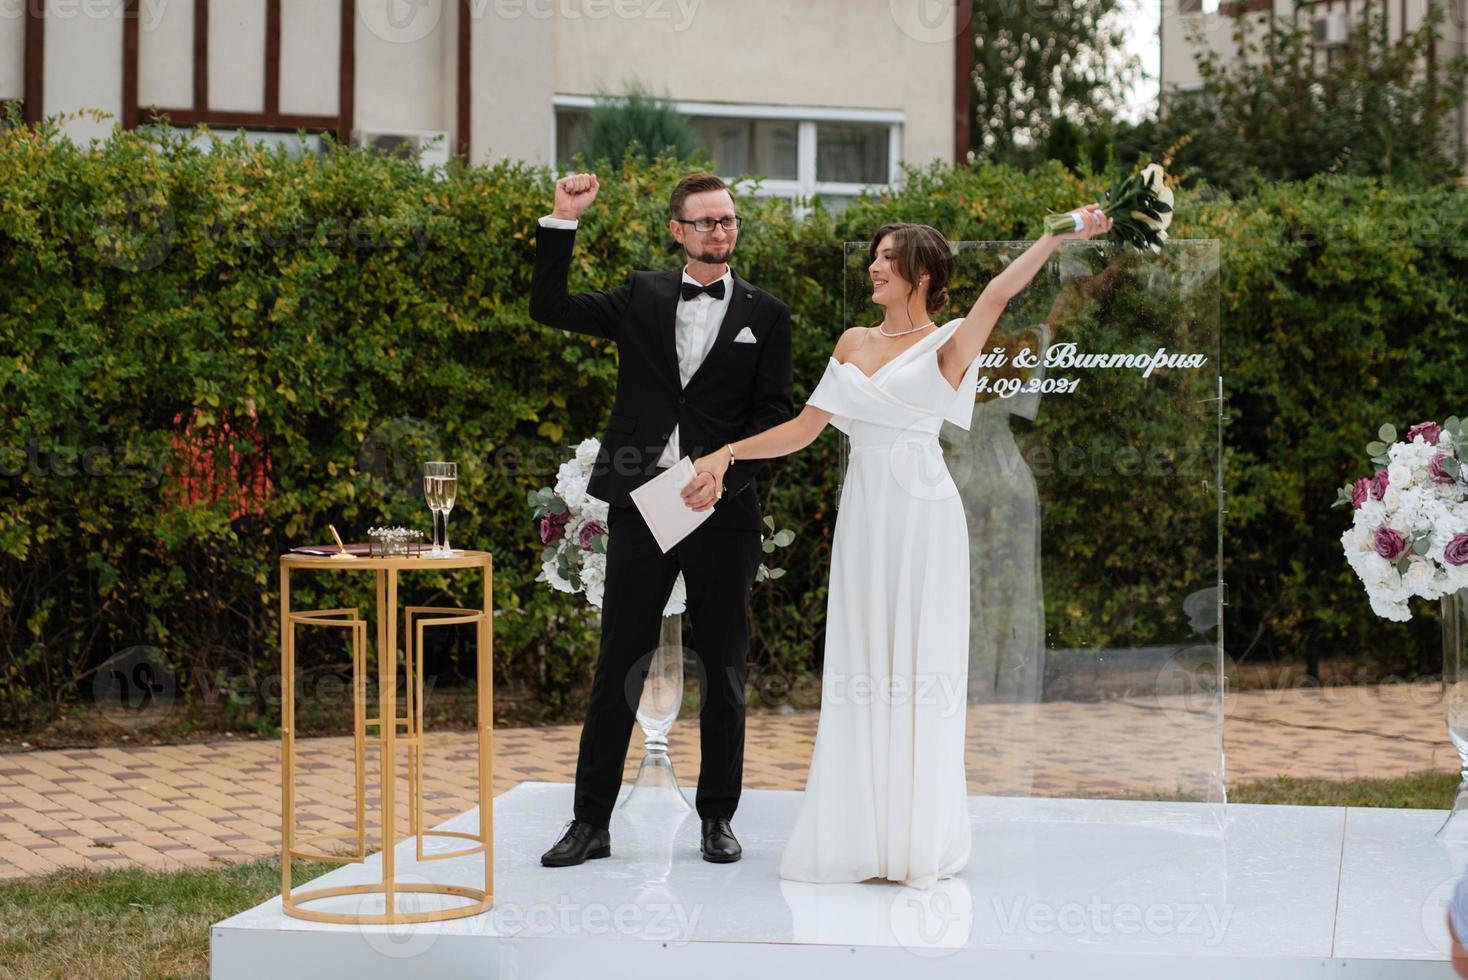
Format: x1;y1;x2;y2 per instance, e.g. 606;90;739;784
541;819;611;867
700;816;741;863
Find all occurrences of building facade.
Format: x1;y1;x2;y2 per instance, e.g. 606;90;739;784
1159;0;1467;172
1;0;974;207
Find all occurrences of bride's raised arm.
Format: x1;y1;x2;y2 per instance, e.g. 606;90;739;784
937;204;1110;390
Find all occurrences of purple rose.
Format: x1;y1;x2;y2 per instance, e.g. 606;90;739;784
1369;469;1389;501
577;520;606;552
1445;532;1468;567
539;510;568;544
1429;453;1457;485
1409;421;1443;445
1351;476;1370;509
1373;526;1408;561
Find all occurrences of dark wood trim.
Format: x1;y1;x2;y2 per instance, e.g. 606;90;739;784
339;0;355;142
457;0;470;157
264;0;280;115
122;0;139;129
1218;0;1272;15
952;0;972;165
193;0;209;109
143;107;340;133
23;0;44;125
123;0;356;137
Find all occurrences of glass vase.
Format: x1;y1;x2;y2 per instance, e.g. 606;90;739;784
1436;587;1468;839
616;612;692;817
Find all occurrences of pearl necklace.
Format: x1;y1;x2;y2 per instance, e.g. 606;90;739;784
877;320;936;338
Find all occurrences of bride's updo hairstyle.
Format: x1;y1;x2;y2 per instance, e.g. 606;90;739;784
868;223;954;315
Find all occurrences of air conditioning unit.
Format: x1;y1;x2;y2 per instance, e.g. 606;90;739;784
351;129;451;169
1312;8;1351;46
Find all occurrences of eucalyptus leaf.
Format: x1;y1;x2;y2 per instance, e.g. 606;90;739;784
1378;423;1397;442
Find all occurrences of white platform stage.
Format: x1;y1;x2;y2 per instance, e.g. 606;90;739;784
212;781;1466;979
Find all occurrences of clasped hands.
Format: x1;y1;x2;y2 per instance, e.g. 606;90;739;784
681;450;732;512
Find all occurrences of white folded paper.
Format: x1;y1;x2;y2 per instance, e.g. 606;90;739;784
629;456;715;553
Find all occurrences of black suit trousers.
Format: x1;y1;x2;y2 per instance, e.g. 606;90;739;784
573;500;763;830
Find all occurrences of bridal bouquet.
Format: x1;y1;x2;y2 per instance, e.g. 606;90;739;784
1043;162;1174;254
1334;418;1468;621
529;436;796;615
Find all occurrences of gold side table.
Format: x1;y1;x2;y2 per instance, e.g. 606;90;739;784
278;550;494;924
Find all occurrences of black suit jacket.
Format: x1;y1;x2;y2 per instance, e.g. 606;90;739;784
528;223;795;531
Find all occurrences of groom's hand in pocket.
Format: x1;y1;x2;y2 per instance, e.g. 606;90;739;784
682;471;720;511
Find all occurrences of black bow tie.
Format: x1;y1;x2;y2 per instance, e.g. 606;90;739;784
680;279;725;302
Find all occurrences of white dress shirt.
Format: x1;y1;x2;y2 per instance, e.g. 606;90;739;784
538;214;734;468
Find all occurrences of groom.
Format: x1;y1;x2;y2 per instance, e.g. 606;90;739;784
528;171;794;866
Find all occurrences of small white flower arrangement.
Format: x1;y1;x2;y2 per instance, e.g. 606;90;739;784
1334;417;1468;621
366;524;426;556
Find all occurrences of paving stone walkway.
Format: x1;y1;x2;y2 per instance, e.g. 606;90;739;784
0;682;1455;880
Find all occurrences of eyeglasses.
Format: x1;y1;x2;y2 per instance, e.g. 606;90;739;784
674;215;742;233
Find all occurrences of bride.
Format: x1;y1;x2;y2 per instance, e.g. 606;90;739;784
691;204;1112;888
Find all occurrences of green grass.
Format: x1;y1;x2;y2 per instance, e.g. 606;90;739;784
1224;770;1460;809
0;858;334;980
0;772;1460;977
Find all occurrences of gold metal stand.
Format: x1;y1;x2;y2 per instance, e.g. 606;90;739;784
278;550;494;924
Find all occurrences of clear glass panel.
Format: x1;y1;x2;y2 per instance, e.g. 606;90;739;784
688;116;798;180
817;123;889;183
841;238;1225;834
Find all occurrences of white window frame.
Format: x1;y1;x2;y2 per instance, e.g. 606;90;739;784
551;95;904;214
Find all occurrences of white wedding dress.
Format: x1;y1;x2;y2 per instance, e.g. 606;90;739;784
779;317;984;889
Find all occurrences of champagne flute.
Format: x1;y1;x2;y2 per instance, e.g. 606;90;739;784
436;462;458;554
423;462;445;554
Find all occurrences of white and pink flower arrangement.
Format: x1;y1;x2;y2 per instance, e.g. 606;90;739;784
1335;417;1468;621
528;437;687;615
529;436;795;615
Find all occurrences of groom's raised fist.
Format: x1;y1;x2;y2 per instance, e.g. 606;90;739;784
552;173;600;221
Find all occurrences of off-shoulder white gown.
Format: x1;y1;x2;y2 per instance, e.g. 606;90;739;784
779;317;984;890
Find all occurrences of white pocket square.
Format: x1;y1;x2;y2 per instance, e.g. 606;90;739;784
734;327;758;344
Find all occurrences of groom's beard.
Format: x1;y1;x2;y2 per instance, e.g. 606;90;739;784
688;241;733;264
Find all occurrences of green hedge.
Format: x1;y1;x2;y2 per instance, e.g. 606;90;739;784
1;117;1464;729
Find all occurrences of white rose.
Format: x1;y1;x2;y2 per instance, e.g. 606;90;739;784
1403;559;1437;592
575;437;601;469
